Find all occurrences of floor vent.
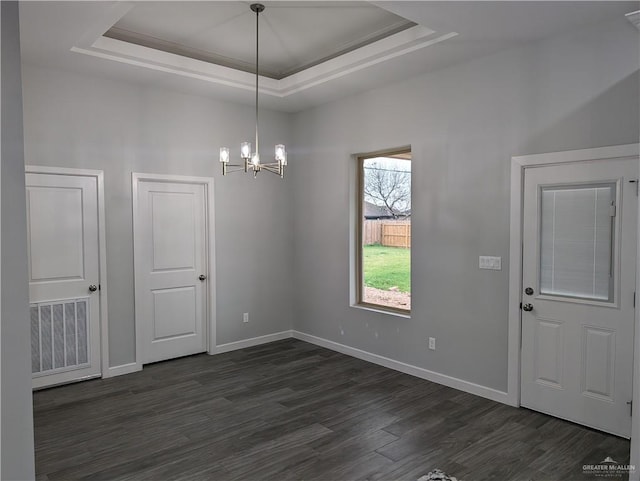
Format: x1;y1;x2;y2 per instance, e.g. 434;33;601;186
31;298;90;376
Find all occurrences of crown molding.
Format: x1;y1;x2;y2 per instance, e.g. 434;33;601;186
71;24;457;98
626;10;640;30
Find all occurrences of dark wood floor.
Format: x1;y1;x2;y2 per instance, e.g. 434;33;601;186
33;339;629;481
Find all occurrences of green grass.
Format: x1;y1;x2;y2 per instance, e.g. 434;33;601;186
363;244;410;292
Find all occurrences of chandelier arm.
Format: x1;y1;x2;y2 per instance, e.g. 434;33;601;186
260;162;281;168
261;161;284;177
224;166;249;174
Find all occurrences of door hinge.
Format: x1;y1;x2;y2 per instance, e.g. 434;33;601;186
609;202;616;217
628;400;633;416
630;179;639;196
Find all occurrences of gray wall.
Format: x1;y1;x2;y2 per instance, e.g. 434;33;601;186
290;16;639;392
21;64;294;367
1;2;36;479
20;8;639;394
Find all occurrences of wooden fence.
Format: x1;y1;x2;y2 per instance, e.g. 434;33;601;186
363;220;411;248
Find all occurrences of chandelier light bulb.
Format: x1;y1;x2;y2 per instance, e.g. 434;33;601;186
219;147;230;163
275;144;286;162
251;152;260;166
241;142;252;160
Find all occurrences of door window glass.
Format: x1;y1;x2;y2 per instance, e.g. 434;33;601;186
540;183;615;301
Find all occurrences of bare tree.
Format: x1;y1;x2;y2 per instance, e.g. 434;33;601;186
363;160;411;218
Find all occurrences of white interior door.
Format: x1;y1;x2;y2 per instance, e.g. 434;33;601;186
134;177;208;364
26;172;102;389
521;158;637;438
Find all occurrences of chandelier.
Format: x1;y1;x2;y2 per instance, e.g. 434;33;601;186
219;3;287;178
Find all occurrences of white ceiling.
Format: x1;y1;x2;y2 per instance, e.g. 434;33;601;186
19;1;639;113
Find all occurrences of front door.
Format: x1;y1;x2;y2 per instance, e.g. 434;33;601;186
520;157;637;438
26;172;102;389
134;177;209;364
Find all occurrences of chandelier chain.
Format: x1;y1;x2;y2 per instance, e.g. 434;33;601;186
255;4;259;156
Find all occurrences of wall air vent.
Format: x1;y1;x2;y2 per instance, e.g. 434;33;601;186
31;298;90;376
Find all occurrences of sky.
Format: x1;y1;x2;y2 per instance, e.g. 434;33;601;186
363;156;411;173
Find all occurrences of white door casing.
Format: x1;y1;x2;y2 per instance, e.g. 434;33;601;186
26;168;108;389
520;157;637;438
133;174;214;364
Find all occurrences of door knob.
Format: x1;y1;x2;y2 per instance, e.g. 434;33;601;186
199;275;207;281
522;303;533;312
88;284;98;293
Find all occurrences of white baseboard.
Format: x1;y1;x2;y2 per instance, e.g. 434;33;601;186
292;330;512;405
212;330;293;354
105;330;510;406
104;362;142;378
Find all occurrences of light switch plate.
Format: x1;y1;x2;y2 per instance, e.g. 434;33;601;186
479;256;502;270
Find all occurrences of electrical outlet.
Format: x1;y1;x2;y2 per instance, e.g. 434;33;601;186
428;337;436;350
243;312;249;323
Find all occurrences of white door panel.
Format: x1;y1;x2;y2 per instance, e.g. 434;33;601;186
151;192;197;271
582;326;615;401
135;179;208;364
28;187;85;281
152;286;197;339
26;173;102;388
521;158;637;438
533;318;563;388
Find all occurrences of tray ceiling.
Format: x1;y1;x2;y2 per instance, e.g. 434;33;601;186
105;1;415;79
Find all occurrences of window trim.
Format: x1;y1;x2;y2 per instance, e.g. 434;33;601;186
355;146;412;315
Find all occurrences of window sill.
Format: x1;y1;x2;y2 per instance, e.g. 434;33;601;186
351;303;411;319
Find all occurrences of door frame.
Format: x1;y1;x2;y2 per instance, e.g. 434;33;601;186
507;144;640;463
25;165;110;380
132;173;216;370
